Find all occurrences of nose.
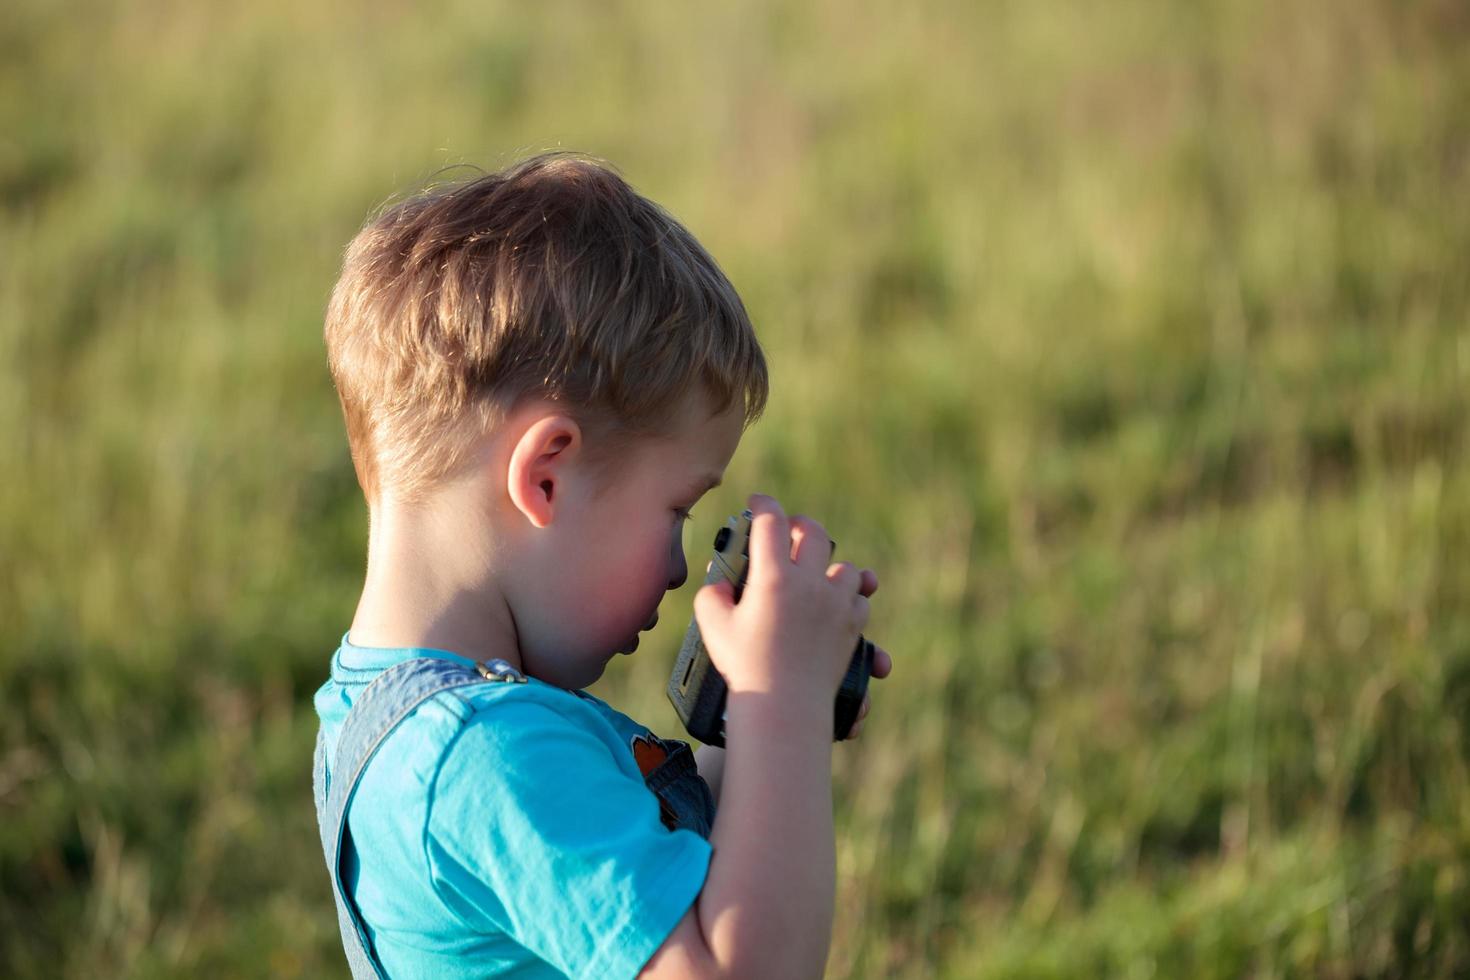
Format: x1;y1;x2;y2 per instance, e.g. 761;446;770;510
667;527;688;591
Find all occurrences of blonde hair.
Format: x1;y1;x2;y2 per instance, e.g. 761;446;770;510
324;153;767;501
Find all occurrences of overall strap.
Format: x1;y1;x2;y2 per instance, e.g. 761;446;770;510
312;655;526;980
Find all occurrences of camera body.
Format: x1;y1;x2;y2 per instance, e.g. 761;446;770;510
667;509;875;747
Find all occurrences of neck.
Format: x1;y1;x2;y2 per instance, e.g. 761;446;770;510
347;487;522;670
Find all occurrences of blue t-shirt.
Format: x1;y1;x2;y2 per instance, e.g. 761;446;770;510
313;635;713;979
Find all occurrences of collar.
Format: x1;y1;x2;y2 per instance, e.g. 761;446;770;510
329;631;483;686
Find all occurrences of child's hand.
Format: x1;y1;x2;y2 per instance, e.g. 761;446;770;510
693;494;869;707
783;524;892;740
841;567;890;739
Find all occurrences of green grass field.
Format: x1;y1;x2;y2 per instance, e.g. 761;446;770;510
3;0;1468;975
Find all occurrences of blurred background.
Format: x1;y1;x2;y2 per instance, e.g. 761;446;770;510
3;0;1468;976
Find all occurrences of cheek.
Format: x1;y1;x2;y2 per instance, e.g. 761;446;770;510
637;525;684;604
576;526;672;618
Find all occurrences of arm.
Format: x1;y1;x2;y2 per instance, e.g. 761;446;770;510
642;496;870;980
646;692;834;979
694;635;893;805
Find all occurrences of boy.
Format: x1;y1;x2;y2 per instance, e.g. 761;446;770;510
313;153;891;979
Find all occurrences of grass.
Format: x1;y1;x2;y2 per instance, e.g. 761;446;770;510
2;0;1468;976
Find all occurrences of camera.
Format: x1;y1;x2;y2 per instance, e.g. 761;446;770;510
667;509;875;747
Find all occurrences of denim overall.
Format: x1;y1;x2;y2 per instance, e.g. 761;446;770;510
312;655;717;979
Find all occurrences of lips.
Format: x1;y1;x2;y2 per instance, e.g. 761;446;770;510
617;613;661;655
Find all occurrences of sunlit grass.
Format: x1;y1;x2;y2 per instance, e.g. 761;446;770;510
3;0;1468;976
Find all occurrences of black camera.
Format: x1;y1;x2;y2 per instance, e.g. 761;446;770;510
667;509;875;747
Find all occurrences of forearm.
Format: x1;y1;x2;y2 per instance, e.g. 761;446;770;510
695;689;835;979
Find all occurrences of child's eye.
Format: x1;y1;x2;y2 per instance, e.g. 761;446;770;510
674;507;695;522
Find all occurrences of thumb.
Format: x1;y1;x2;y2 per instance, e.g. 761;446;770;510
693;578;736;631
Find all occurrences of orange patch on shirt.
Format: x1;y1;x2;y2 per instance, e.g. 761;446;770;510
630;733;670;777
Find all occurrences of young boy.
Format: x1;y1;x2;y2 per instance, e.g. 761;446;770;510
312;152;891;979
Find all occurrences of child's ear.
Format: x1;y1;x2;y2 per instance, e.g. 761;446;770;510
506;413;582;529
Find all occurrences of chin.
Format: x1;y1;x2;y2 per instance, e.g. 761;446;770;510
575;663;610;690
522;652;602;691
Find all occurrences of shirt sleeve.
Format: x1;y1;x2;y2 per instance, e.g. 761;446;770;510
423;693;711;980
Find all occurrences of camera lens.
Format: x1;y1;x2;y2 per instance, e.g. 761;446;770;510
713;527;731;552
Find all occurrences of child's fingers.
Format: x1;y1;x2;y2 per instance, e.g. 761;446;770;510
853;591;871;631
870;643;892;679
788;515;833;571
858;568;879;598
692;578;736;628
744;493;791;586
828;563;866;621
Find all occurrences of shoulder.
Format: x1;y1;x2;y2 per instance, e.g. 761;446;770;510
428;678;644;787
566;688;657;744
454;678;621;739
339;665;630;806
423;680;678;864
366;661;613;745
